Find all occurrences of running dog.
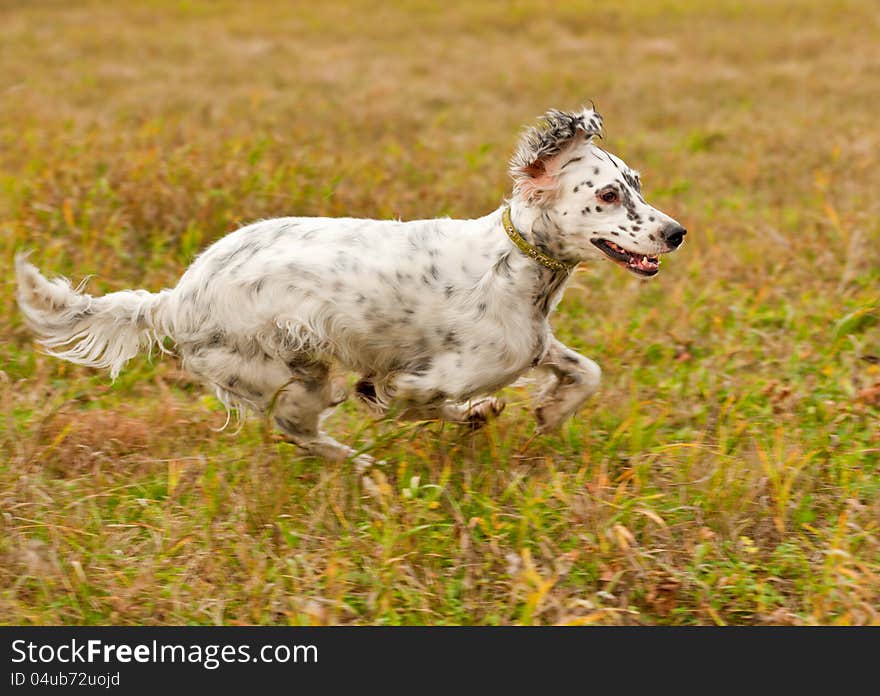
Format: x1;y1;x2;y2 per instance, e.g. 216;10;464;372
16;106;686;468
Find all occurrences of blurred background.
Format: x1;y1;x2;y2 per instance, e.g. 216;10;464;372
1;1;877;625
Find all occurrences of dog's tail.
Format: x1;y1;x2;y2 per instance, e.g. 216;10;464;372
15;253;173;379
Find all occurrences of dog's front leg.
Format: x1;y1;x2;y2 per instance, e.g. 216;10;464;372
533;336;601;433
399;398;506;430
364;364;505;429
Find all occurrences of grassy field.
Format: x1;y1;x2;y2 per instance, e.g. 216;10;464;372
1;0;878;625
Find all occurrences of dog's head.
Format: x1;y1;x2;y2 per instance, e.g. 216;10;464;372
509;106;686;276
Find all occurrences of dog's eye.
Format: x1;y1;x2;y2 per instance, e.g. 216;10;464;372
599;190;618;204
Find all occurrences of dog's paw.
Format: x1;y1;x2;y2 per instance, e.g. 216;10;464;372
534;403;566;434
464;397;506;431
353;453;385;474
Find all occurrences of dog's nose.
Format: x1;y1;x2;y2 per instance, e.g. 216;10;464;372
662;223;687;249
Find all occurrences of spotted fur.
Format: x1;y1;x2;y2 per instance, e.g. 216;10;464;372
15;105;686;470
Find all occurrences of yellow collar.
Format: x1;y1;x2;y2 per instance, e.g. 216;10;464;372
501;207;574;273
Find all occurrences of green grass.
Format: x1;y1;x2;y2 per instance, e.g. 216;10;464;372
1;0;878;625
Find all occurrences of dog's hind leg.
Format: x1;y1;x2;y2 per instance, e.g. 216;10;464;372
272;360;375;471
533;335;601;433
183;340;369;468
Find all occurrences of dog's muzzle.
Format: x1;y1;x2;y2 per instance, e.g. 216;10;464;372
661;223;687;250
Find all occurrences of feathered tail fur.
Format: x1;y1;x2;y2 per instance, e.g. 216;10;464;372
15;254;171;378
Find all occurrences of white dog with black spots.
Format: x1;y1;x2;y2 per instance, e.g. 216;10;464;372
16;106;686;469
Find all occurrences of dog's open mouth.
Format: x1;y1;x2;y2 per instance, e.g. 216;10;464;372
591;238;660;277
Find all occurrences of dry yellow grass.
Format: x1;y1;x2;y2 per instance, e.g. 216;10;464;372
1;0;878;625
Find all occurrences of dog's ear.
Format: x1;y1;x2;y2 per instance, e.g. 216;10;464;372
509;106;603;205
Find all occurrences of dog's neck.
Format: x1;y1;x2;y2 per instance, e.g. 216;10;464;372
507;201;573;267
475;203;576;318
